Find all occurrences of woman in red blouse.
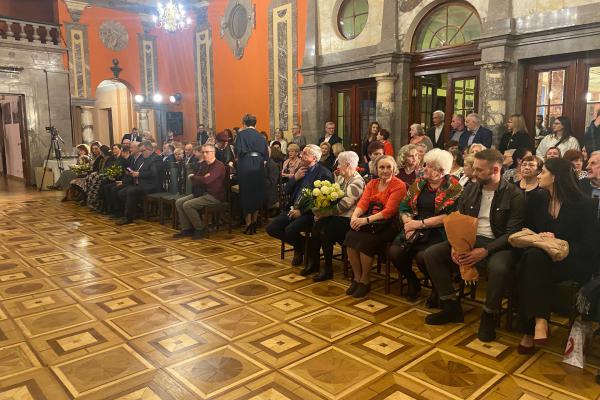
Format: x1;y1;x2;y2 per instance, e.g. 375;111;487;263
343;155;407;298
377;129;395;156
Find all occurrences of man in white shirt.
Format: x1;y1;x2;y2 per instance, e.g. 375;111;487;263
423;149;525;342
427;110;446;149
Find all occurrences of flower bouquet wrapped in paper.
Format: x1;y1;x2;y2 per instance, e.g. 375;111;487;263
443;211;479;285
296;180;344;214
69;163;90;177
102;164;124;181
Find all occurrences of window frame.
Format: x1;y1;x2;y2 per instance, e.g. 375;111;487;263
337;0;369;40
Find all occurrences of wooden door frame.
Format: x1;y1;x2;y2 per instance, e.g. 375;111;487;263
574;55;600;137
0;94;30;185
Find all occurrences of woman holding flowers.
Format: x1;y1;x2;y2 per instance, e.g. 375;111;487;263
59;144;90;200
343;155;407;298
305;151;365;281
389;149;462;303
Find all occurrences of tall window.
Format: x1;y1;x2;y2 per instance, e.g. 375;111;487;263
414;3;481;51
535;69;566;125
338;0;369;40
585;66;600;126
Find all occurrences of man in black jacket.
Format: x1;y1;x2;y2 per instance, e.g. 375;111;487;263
423;149;525;342
266;144;333;271
121;127;141;143
197;124;209;145
318;121;341;146
584;112;600;153
426;110;446;149
116;141;163;225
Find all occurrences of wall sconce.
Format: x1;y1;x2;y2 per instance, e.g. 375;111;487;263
134;94;145;103
152;93;163;103
169;92;182;104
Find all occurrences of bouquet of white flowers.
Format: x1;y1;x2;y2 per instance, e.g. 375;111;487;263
296;180;344;213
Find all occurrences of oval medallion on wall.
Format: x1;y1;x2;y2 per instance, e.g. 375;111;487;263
99;20;129;51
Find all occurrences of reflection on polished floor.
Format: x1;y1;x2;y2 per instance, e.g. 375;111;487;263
1;185;599;399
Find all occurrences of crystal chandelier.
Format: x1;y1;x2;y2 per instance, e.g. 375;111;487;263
152;1;192;32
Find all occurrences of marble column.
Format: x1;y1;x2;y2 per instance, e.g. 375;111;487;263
374;74;398;134
478;62;512;147
138;109;150;132
80;106;94;144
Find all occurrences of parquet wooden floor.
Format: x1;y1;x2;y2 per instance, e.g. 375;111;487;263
0;185;599;399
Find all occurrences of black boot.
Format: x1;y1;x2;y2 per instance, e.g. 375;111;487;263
313;262;333;282
405;274;421;301
300;257;319;276
425;299;464;325
478;311;497;342
291;250;304;267
425;289;440;309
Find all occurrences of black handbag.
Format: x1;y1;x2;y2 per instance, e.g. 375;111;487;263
359;201;393;234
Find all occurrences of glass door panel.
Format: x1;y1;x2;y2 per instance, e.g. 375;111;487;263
585;65;600;126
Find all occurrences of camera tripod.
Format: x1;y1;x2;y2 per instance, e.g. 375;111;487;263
40;127;64;192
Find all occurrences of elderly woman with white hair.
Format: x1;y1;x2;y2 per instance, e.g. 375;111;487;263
389;149;463;303
305;151;366;281
343;155;407;298
409;123;433;151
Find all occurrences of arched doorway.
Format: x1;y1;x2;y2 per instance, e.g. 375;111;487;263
409;2;482;138
93;80;135;145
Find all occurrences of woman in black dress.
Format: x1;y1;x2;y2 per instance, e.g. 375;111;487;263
499;114;533;153
234;114;269;234
516;158;600;353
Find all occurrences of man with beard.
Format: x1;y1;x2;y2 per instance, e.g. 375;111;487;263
423;149;525;342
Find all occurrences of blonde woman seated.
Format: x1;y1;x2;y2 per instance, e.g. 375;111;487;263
305;151;365;281
467;143;486;155
281;143;301;180
459;154;477;187
270;128;288;154
343;155;407;298
397;144;421;186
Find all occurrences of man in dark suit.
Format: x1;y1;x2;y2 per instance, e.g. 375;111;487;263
581;152;600;218
459;113;493;151
426;110;446;149
318;121;342;146
116;141;164;225
183;143;197;168
197;124;209;145
266;144;333;271
121;127;141;143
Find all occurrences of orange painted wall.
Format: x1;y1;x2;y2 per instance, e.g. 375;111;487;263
57;0;308;143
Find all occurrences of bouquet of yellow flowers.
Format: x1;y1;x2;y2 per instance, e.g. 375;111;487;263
70;163;90;177
297;180;345;213
102;164;124;181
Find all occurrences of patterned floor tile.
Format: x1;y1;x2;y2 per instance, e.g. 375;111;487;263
332;293;412;323
66;278;134;301
35;258;95;276
211;251;263;268
193;267;254;289
218;279;286;303
105;370;197;399
50;268;112;287
166;345;270;398
201;307;278;340
0;342;42;379
129;321;227;367
249;291;326;322
381;308;469;344
0;278;59;300
15;304;96;338
233;259;289;277
398;348;505;400
166;258;224;277
0;367;71;399
22;252;80;268
51;344;155;398
106;305;187;339
101;259;161;276
213;372;325;400
143;278;208;302
2;289;76;318
282;347;386;399
295;281;349;304
82;290;159;319
514;350;600;400
233;323;329;369
118;267;185;289
259;268;315;291
290;307;371;342
165;291;243;320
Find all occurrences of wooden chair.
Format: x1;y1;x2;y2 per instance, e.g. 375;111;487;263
160;165;192;228
201;166;233;235
343;243;385;281
143;163;172;222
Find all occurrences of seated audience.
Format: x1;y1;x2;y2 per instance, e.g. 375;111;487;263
319;142;336;172
266;144;333;267
516;158;600;353
265;147;281;212
161;143;175;163
459;113;493;151
215;131;236;168
563;149;587;179
580;151;600;210
343;155;407;298
536;116;580;158
424;149;525;342
445;140;459;152
390;149;462;302
173;145;226;239
459;154;477;187
270;128;288;154
545;146;561;160
584;110;600;153
305;151;365;281
467;143;486;155
396;144;420;185
115;141;163;225
289;124;306;150
84;145;112;208
514;155;544;196
502;147;532;183
449;149;464;178
378;129;395;156
332;142;345;158
58;144;90;196
105;142;143;215
363;141;385;180
69;142;102;203
499;114;532;153
173;147;184;162
121;127;141;143
414;143;429;165
184;143;197;169
270;141;286;165
318;121;342;145
409;123;433;151
282;143;302;180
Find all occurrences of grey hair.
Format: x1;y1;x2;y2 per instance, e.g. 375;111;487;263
375;155;399;176
397;144;418;168
410;123;425;136
433;110;445;120
590;150;600;158
201;144;216;152
336;151;359;169
423;148;454;175
467;113;481;124
304;144;322;161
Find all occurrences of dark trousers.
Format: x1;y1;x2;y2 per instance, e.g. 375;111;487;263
266;212;313;253
117;185;146;220
389;232;444;279
100;182;116;211
308;216;351;265
424;236;516;313
109;184;128;213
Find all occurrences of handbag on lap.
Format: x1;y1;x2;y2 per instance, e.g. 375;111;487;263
508;228;569;262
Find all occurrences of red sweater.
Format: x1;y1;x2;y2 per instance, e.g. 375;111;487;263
383;140;394;156
357;177;406;220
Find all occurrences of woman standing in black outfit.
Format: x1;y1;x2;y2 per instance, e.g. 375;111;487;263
234;114;269;234
516;158;600;353
499;114;533;153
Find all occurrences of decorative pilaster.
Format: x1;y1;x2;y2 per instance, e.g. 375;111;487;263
80;106;94;143
65;23;91;99
137;34;158;101
269;0;297;137
138;109;150;132
64;0;89;23
374;74;398;134
478;61;512;146
194;5;216;129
